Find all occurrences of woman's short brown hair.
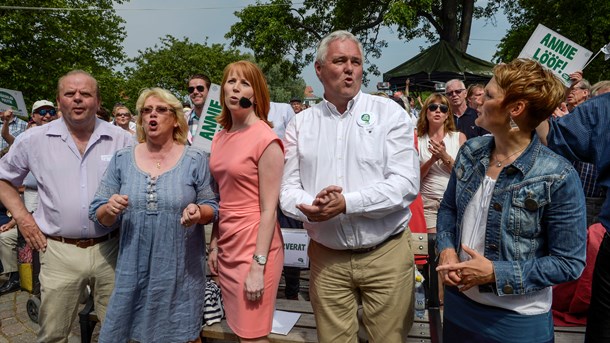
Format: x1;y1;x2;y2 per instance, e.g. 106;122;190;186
216;61;272;130
493;59;565;130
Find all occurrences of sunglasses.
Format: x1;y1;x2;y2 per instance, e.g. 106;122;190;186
445;89;465;96
140;106;175;115
115;112;131;117
36;109;57;116
188;85;205;94
427;103;449;113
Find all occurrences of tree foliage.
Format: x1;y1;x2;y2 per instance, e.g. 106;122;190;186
226;0;502;81
120;36;306;110
120;35;250;110
262;62;307;103
0;0;127;110
495;0;610;82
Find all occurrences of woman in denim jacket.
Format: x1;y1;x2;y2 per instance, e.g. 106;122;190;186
436;59;586;343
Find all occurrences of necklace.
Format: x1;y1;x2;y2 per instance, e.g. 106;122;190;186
152;152;168;169
491;145;528;167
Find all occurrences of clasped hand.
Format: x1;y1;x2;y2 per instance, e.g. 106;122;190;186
297;185;346;222
436;245;495;292
106;194;129;217
428;139;448;161
180;203;202;227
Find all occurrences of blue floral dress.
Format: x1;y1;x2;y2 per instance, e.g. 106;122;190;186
89;145;218;343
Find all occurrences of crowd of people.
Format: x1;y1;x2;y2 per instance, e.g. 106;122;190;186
0;29;608;343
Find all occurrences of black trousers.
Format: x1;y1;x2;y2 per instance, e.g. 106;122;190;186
586;232;610;342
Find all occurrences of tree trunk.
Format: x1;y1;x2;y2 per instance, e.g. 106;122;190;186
458;0;475;52
440;0;459;47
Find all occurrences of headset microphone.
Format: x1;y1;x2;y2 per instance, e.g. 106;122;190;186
239;96;253;108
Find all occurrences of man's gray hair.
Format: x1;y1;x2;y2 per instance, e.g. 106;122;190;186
576;79;592;91
315;30;363;65
445;79;465;89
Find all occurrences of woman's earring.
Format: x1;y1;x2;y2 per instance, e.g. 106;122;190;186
509;116;517;128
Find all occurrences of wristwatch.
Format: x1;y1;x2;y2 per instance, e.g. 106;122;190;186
253;254;267;265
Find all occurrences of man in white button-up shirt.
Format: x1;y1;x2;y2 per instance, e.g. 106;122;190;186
280;30;420;342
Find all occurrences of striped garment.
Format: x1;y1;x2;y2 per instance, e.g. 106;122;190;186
203;279;224;326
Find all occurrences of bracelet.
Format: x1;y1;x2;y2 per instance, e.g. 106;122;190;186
209;246;218;252
442;158;452;166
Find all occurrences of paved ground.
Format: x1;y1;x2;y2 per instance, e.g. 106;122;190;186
0;272;308;343
0;274;97;343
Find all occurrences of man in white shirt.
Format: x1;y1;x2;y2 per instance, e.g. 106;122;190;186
268;102;295;140
280;30;420;342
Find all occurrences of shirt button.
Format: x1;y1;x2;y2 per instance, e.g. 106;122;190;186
525;198;539;211
505;166;518;175
493;203;502;211
456;168;464;179
502;284;514;294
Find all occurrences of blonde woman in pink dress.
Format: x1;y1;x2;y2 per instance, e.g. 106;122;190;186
208;60;285;342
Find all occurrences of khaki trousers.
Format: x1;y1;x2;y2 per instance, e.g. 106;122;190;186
38;237;118;343
0;228;18;273
308;229;415;343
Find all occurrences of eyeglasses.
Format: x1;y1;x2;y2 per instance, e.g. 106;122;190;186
427;103;449;113
140;106;175;115
115;112;131;117
445;89;465;96
569;86;587;93
188;85;205;94
36;109;57;116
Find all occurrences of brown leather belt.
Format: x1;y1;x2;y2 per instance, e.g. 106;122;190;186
350;231;402;254
47;230;119;249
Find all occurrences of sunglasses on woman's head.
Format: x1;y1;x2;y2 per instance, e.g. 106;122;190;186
427;104;449;113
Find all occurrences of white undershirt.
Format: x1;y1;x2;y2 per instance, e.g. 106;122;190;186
460;176;551;315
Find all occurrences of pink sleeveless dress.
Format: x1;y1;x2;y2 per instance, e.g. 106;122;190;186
209;120;285;338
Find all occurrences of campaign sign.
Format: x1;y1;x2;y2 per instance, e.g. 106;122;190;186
0;88;28;117
191;83;222;153
518;24;592;86
281;229;309;268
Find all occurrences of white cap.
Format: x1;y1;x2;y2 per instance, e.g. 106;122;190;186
32;100;54;113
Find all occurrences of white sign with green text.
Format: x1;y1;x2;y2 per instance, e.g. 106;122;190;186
191;83;222;153
518;24;592;86
0;87;28;117
281;229;309;268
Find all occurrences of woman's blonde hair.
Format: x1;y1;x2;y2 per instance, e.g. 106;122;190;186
416;93;455;134
135;88;188;144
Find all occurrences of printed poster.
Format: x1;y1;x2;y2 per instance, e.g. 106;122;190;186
518;24;592;86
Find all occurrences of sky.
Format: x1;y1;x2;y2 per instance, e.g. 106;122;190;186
114;0;510;96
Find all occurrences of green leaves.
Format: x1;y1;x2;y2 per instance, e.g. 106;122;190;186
0;0;126;110
495;0;610;83
119;36;250;110
226;0;497;84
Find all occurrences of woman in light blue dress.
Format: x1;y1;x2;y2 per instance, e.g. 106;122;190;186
90;88;218;343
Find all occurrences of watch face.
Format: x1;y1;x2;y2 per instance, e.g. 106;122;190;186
254;255;267;265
